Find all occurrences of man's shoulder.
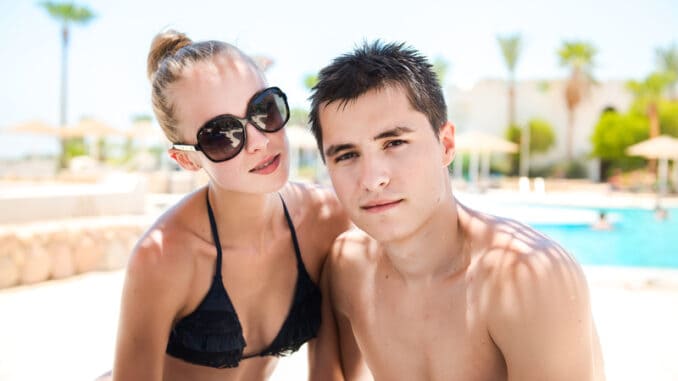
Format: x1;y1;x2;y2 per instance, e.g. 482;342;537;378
326;229;378;311
472;216;589;312
328;229;378;273
468;213;585;288
282;182;348;225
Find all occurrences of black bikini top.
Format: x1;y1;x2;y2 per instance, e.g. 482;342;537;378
165;193;322;368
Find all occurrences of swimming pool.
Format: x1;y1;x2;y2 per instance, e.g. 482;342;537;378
532;207;678;269
458;194;678;269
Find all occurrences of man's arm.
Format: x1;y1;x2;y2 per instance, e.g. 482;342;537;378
331;235;373;381
307;254;344;381
309;235;373;381
487;245;605;381
336;309;373;381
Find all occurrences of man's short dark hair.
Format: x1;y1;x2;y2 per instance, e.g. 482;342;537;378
308;40;447;161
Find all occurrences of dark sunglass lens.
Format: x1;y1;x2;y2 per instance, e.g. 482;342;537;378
250;89;289;132
198;117;244;161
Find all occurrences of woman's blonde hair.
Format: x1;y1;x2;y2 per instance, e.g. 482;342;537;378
146;30;258;142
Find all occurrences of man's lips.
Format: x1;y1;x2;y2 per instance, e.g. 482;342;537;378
249;154;280;172
360;199;403;212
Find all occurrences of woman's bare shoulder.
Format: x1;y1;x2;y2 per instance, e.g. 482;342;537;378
125;189;208;295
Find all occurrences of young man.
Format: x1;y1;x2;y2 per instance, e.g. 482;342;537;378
308;42;605;381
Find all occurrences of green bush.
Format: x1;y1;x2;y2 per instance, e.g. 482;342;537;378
565;160;588;179
505;118;556;175
62;138;87;165
590;111;649;174
660;100;678;136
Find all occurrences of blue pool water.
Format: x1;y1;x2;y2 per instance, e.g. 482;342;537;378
531;207;678;269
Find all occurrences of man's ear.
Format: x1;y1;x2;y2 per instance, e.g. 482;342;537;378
168;149;202;171
439;121;456;167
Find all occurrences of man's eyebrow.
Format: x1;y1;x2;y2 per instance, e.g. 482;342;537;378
324;127;414;158
373;126;414;140
325;143;355;158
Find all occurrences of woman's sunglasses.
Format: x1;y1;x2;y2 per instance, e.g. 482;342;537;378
171;87;290;162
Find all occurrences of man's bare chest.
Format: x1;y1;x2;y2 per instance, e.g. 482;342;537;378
344;281;506;380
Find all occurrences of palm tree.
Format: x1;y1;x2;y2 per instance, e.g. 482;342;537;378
627;71;675;171
656;43;678;99
303;73;319;91
557;41;597;161
497;34;525;174
432;56;450;86
39;2;95;167
497;34;522;127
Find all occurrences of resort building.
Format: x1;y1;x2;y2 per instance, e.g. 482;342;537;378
446;79;634;179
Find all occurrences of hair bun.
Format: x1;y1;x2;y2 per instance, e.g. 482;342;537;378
147;29;192;79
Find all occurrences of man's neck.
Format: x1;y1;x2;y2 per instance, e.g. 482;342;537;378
380;195;469;285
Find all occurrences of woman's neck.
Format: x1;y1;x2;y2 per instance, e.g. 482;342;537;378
206;183;282;247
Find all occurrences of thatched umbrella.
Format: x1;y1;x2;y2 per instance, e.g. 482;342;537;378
60;118;122;138
627;135;678;198
5;120;61;136
455;130;518;190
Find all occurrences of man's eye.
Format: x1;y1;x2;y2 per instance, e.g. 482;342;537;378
385;139;407;148
335;152;358;163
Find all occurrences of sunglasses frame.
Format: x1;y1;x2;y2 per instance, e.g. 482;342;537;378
171;86;289;162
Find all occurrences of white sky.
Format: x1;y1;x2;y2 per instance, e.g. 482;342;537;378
0;0;675;158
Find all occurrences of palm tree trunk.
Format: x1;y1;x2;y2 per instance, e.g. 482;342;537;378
648;102;660;173
59;25;69;169
520;122;530;177
508;80;516;126
566;108;574;162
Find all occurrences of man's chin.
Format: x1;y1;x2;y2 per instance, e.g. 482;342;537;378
353;221;403;243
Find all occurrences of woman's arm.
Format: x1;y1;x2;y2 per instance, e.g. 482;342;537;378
112;231;192;381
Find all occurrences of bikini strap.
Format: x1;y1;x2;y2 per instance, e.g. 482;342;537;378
278;194;304;270
206;190;223;279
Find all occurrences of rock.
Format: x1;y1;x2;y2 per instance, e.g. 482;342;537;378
0;254;20;289
101;232;129;271
20;239;51;285
48;233;75;279
73;233;104;274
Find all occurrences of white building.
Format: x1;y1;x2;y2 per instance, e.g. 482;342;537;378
446;79;634;178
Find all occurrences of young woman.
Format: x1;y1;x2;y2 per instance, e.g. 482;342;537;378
112;30;349;381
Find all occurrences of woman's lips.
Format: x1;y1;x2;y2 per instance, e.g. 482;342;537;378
249;154;281;174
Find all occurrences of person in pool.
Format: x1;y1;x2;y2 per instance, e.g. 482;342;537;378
592;211;613;230
111;30;350;381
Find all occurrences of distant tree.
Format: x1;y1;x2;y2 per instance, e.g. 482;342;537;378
289;107;310;127
659;100;678;137
39;1;96;168
303;73;319;91
432;56;450;86
557;40;597;161
656;43;678;99
536;80;551;93
627;71;675;171
497;34;522;126
293;74;319;128
527;118;556;153
497;33;525;175
132;114;152;123
590;110;649;175
505;118;556;175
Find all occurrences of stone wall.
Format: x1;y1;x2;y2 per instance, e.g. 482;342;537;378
0;215;153;289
